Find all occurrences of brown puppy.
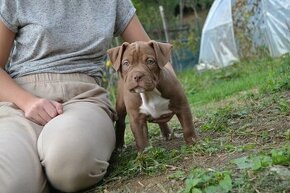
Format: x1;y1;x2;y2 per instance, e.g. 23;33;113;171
107;40;198;152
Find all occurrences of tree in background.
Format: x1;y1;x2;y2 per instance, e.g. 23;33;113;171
232;0;269;60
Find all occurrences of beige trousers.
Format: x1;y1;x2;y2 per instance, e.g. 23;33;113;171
0;73;116;193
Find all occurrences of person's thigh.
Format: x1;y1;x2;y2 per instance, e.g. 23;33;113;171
38;101;116;192
0;103;48;193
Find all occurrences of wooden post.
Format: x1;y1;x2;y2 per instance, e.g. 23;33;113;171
159;5;170;42
180;0;184;25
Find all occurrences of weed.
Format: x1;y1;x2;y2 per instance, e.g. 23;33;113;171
271;146;290;166
200;105;235;132
230;145;290;192
285;129;290;140
181;146;290;193
167;170;186;181
106;145;182;184
133;146;180;175
183;168;232;193
232;155;272;171
277;98;290;114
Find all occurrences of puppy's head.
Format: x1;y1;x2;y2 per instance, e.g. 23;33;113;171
107;40;172;93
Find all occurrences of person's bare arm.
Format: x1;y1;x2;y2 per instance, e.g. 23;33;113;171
0;21;63;125
121;14;176;76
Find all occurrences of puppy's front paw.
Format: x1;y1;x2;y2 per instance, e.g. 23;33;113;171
184;133;199;145
185;137;193;145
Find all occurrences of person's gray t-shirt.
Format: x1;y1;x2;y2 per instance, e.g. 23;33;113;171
0;0;136;83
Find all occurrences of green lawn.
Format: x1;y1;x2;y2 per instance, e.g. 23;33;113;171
180;55;289;106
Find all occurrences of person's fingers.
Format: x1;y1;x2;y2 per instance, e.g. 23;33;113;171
38;108;53;123
28;114;47;126
38;100;64;123
23;97;64;125
24;106;46;125
51;101;63;114
43;101;59;118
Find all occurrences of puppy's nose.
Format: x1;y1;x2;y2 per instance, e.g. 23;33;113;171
133;72;144;82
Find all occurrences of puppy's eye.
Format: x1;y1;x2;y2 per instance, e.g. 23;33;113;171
146;58;156;65
122;60;129;66
121;60;130;71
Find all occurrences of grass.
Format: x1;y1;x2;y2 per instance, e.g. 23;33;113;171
180;55;289;106
94;54;290;193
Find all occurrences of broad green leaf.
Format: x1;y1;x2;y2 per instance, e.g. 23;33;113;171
232;156;252;169
251;156;262;170
192;188;203;193
205;185;223;193
219;174;232;192
271;148;290;166
260;155;273;167
184;178;201;193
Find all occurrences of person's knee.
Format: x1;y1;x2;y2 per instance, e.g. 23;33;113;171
38;103;115;192
38;126;114;192
42;140;110;192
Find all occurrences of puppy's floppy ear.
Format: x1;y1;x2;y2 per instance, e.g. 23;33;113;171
107;42;129;71
149;40;172;68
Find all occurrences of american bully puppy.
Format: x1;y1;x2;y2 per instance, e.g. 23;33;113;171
107;40;198;152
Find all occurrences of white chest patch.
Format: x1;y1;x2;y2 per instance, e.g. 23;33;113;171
139;88;172;118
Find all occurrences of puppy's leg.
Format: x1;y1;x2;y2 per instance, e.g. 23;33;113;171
115;112;126;150
176;106;198;144
115;90;127;150
158;123;172;140
129;113;148;152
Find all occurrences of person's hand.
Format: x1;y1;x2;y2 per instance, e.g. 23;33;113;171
22;97;63;126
